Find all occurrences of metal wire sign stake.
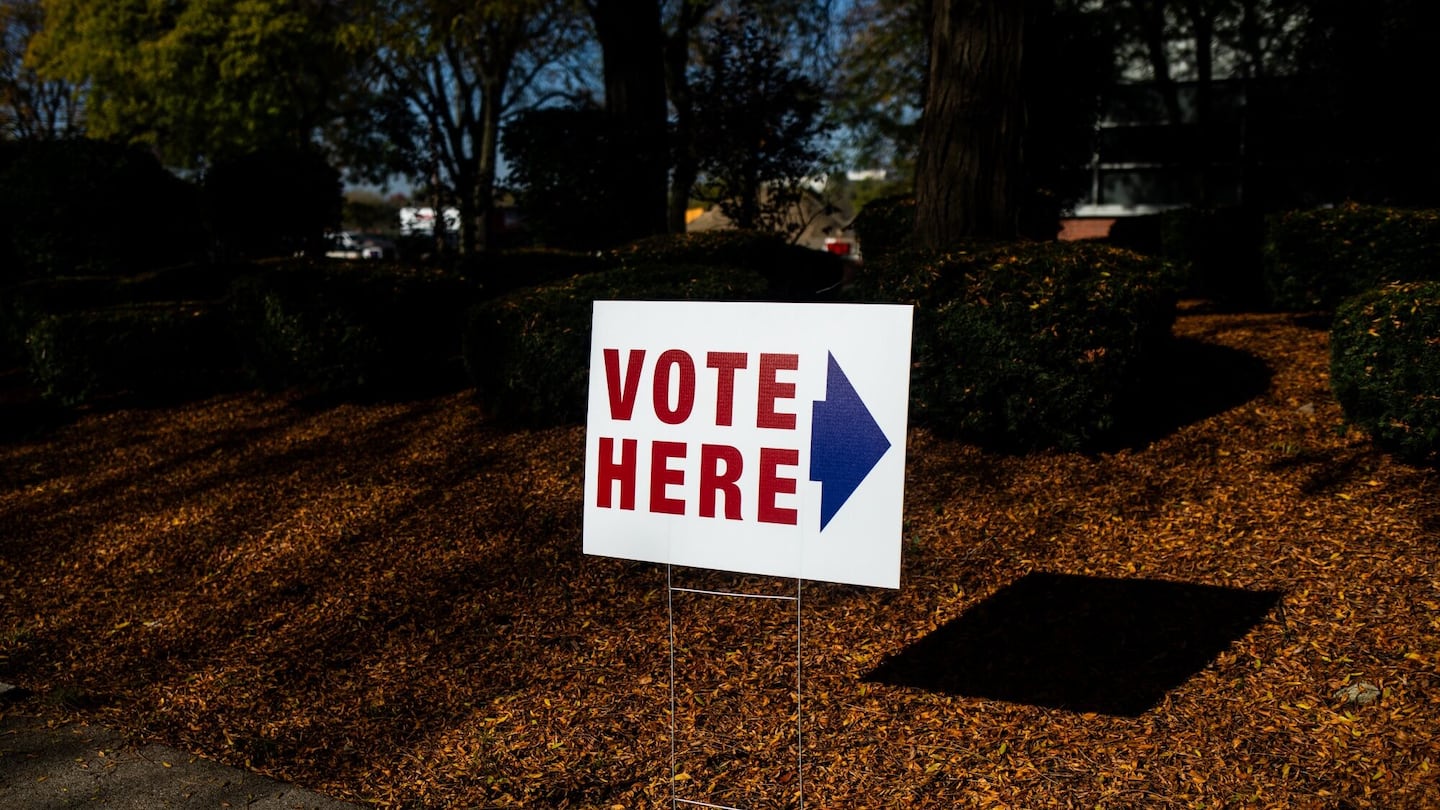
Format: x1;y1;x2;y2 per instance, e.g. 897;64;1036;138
582;301;914;808
666;567;805;810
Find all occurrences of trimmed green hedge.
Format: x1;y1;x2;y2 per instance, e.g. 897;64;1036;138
850;195;915;260
1264;203;1440;311
851;241;1176;450
3;277;121;367
1;265;247;367
1330;281;1440;464
469;247;610;299
609;230;844;300
464;263;769;425
229;262;477;395
1160;206;1266;307
26;302;237;406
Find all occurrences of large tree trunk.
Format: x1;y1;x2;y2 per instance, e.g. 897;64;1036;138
591;0;670;243
455;163;479;258
473;78;506;254
664;24;697;234
1184;0;1214;206
1135;0;1184;126
914;0;1027;248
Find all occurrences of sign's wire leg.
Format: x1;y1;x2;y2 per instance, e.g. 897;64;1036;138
669;563;678;810
665;568;807;810
796;576;804;810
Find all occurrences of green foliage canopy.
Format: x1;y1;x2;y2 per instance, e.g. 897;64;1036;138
30;0;351;166
690;8;825;236
830;0;925;180
502;105;637;251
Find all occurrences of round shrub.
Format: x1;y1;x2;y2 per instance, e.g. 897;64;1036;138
1104;214;1163;257
464;263;769;425
1330;281;1440;464
1263;203;1440;311
609;230;844;300
0;139;207;281
850;195;915;260
851;241;1176;450
1160;206;1266;307
26;302;237;406
229;262;477;394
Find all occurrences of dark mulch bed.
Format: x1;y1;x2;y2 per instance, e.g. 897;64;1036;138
2;309;1437;808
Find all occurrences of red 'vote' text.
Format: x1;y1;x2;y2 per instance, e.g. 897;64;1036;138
603;348;798;428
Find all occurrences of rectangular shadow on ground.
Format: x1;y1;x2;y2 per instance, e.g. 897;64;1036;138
865;572;1282;717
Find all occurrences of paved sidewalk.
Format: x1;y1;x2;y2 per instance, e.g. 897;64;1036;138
1;685;358;809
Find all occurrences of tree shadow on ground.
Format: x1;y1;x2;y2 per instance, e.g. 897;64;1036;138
0;367;73;443
0;397;74;444
865;572;1283;717
1104;337;1274;451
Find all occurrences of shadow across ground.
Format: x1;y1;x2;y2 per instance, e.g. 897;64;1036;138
1107;337;1274;451
0;367;73;444
865;572;1283;717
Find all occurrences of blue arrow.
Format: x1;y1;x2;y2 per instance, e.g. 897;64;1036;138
810;352;891;531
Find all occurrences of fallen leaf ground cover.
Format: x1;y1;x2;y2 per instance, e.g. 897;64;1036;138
1;308;1438;808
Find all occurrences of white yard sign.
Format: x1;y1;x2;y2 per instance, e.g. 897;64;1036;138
583;300;913;589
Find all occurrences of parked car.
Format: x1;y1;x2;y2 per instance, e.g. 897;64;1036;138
324;231;391;260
